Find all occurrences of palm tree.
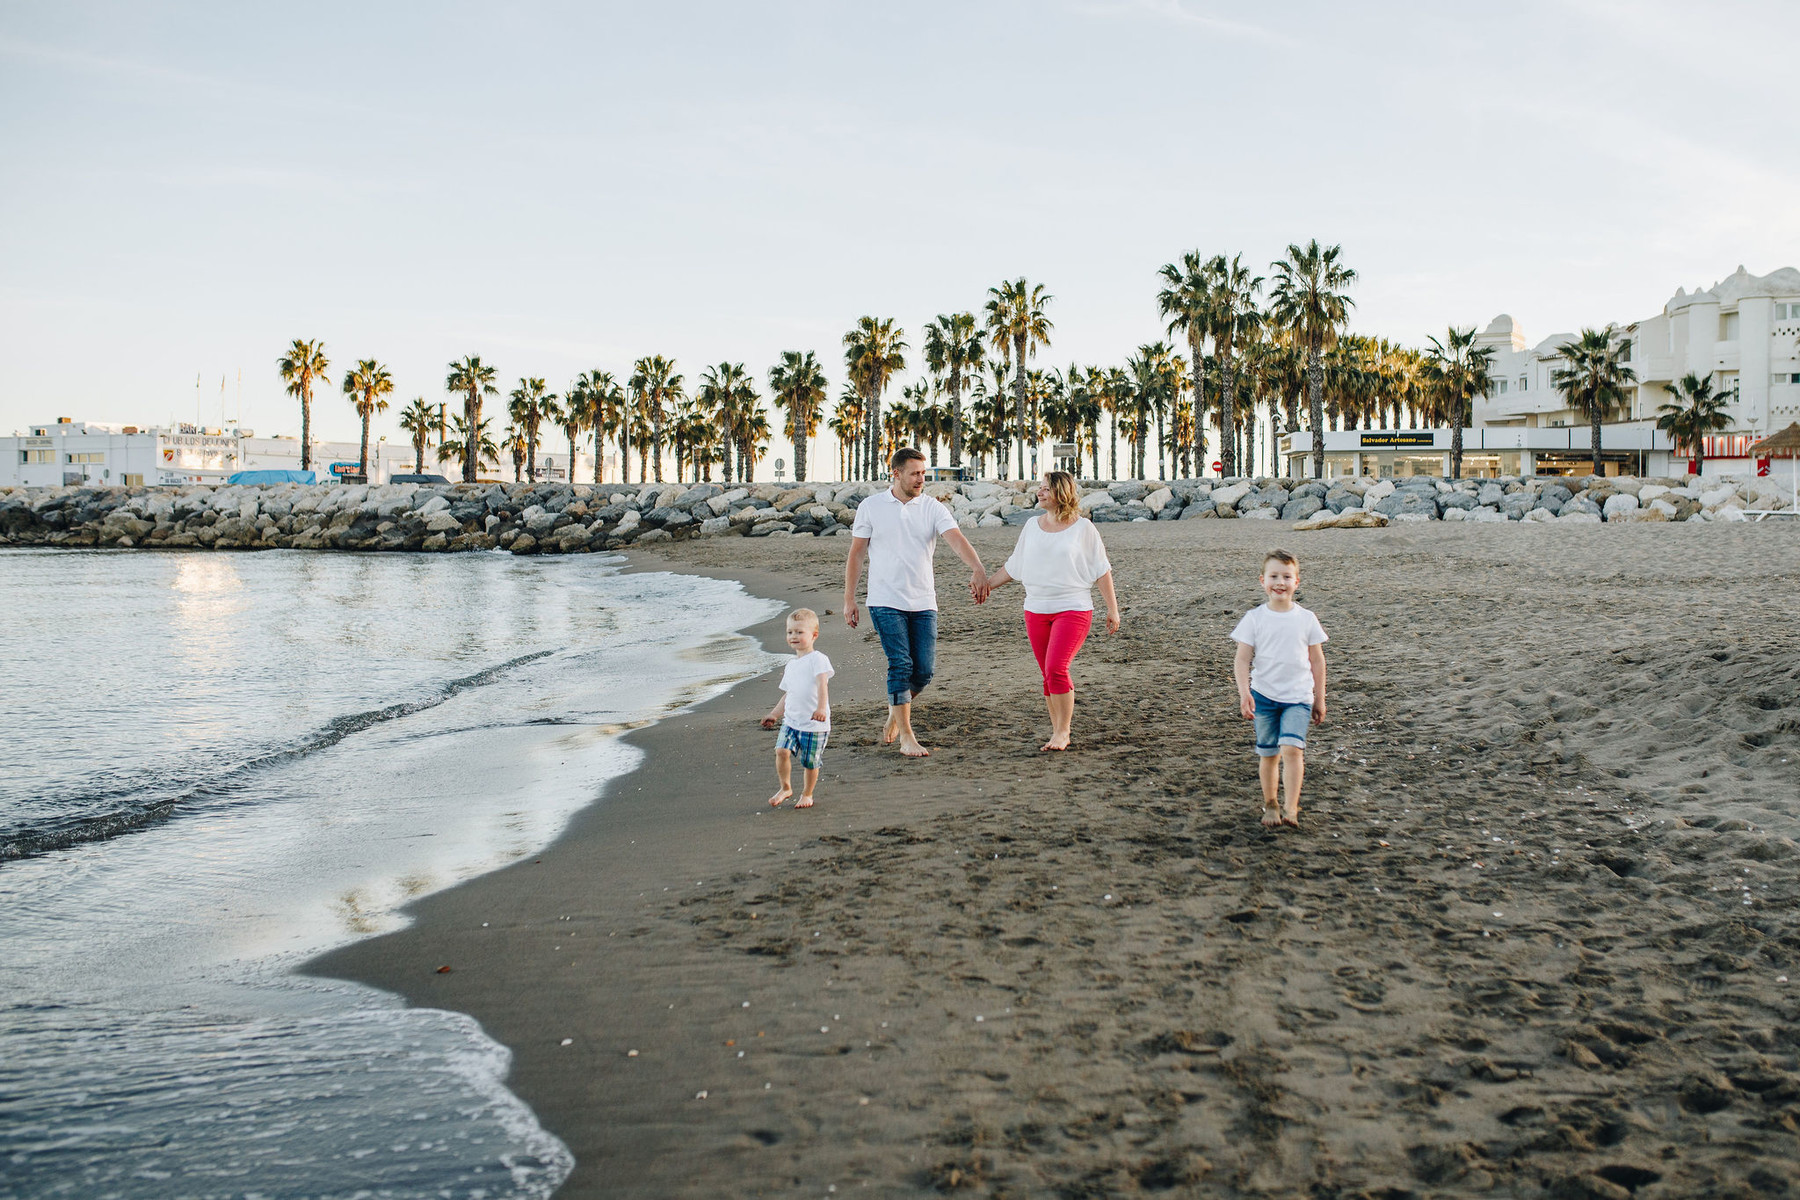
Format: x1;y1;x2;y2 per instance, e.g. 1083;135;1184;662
828;388;864;481
1422;327;1494;478
843;317;907;479
446;356;500;483
340;359;394;480
397;397;438;474
573;370;625;484
277;339;330;471
984;278;1054;479
629;356;682;482
973;361;1014;479
923;313;984;469
1552;327;1638;476
552;387;585;483
737;406;772;482
965;423;996;478
769;351;828;482
501;425;527;482
442;414;499;479
1158;253;1215;481
698;363;755;484
506;377;553;482
1102;367;1131;480
1654;372;1733;475
1269;240;1357;480
1208;254;1264;476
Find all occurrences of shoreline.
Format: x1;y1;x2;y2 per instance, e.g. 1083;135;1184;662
309;521;1799;1198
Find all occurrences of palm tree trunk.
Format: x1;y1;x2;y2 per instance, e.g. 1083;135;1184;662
1109;415;1117;482
593;432;603;484
619;429;630;484
1307;342;1326;481
413;435;424;474
300;386;313;472
1220;352;1237;477
1089;422;1100;480
795;414;808;483
1592;407;1603;477
949;380;963;468
359;408;371;478
464;389;480;483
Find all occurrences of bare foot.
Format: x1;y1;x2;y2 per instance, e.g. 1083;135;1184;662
882;713;900;745
794;796;814;809
1260;803;1281;828
1279;800;1301;828
1040;731;1071;751
899;738;931;758
768;787;792;807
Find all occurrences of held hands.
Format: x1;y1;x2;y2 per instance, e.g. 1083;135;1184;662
969;573;992;604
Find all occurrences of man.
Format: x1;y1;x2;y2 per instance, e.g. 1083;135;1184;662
844;447;990;757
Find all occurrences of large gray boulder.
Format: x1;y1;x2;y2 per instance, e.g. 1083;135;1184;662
1374;491;1439;518
1281;496;1325;522
1439;491;1478;511
1108;480;1149;503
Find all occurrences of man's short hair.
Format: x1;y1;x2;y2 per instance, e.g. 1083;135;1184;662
889;447;926;471
1263;548;1299;571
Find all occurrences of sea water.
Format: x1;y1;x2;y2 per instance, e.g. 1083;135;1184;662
0;548;780;1198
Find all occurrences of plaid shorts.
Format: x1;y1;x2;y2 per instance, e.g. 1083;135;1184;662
776;724;828;770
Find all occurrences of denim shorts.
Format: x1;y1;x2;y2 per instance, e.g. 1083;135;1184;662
777;724;828;770
1252;689;1311;756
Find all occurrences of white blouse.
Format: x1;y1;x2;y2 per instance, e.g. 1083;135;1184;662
1002;515;1113;614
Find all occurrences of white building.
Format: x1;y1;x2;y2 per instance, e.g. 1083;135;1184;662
4;416;631;488
1474;264;1800;476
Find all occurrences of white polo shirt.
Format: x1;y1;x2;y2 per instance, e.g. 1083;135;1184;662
851;488;960;611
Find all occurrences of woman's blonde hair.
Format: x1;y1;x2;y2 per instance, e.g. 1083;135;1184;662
1042;471;1081;521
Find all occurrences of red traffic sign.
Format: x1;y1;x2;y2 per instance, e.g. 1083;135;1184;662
1211;460;1222;473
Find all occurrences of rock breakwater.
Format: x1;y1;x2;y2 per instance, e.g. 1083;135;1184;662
3;472;1790;554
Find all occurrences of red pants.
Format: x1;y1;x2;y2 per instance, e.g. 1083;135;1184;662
1025;609;1092;695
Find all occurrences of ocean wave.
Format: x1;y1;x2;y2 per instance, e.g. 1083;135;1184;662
0;650;554;863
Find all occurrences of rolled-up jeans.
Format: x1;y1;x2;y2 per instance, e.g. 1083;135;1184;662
868;606;937;706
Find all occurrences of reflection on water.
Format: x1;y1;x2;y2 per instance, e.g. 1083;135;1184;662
0;548;782;1198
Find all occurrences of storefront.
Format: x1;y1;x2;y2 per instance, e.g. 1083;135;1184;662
1282;426;1677;479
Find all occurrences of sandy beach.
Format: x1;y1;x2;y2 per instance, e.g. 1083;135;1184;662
313;520;1800;1198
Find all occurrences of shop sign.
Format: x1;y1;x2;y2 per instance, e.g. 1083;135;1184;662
329;462;362;476
1359;432;1436;448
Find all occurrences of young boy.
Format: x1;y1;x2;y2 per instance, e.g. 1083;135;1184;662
1231;549;1327;828
760;608;833;809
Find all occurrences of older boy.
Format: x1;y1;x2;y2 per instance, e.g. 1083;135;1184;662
843;447;990;757
1231;549;1327;828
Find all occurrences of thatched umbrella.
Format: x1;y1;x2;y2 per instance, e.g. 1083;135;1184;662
1748;422;1800;515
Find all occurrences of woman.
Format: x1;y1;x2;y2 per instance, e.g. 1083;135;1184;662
984;471;1121;750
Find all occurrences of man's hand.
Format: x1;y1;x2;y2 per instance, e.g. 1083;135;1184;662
969;574;990;604
842;598;859;629
1239;693;1255;720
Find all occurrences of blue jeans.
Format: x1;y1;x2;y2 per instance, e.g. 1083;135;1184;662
869;607;937;706
1252;689;1312;757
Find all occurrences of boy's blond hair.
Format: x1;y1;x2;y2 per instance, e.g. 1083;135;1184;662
1263;548;1299;572
787;608;821;630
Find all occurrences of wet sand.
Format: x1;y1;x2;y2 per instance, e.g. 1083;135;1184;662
314;520;1800;1198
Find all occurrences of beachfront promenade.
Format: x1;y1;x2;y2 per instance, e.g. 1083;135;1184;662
2;471;1793;555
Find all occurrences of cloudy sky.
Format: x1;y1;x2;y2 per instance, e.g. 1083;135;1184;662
3;0;1797;458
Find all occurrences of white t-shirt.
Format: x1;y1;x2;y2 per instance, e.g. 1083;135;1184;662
1230;603;1327;704
780;650;834;733
1002;515;1113;614
851;489;960;611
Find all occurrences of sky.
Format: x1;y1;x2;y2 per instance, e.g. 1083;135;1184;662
3;0;1797;462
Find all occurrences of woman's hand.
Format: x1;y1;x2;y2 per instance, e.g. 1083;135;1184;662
1104;608;1121;634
